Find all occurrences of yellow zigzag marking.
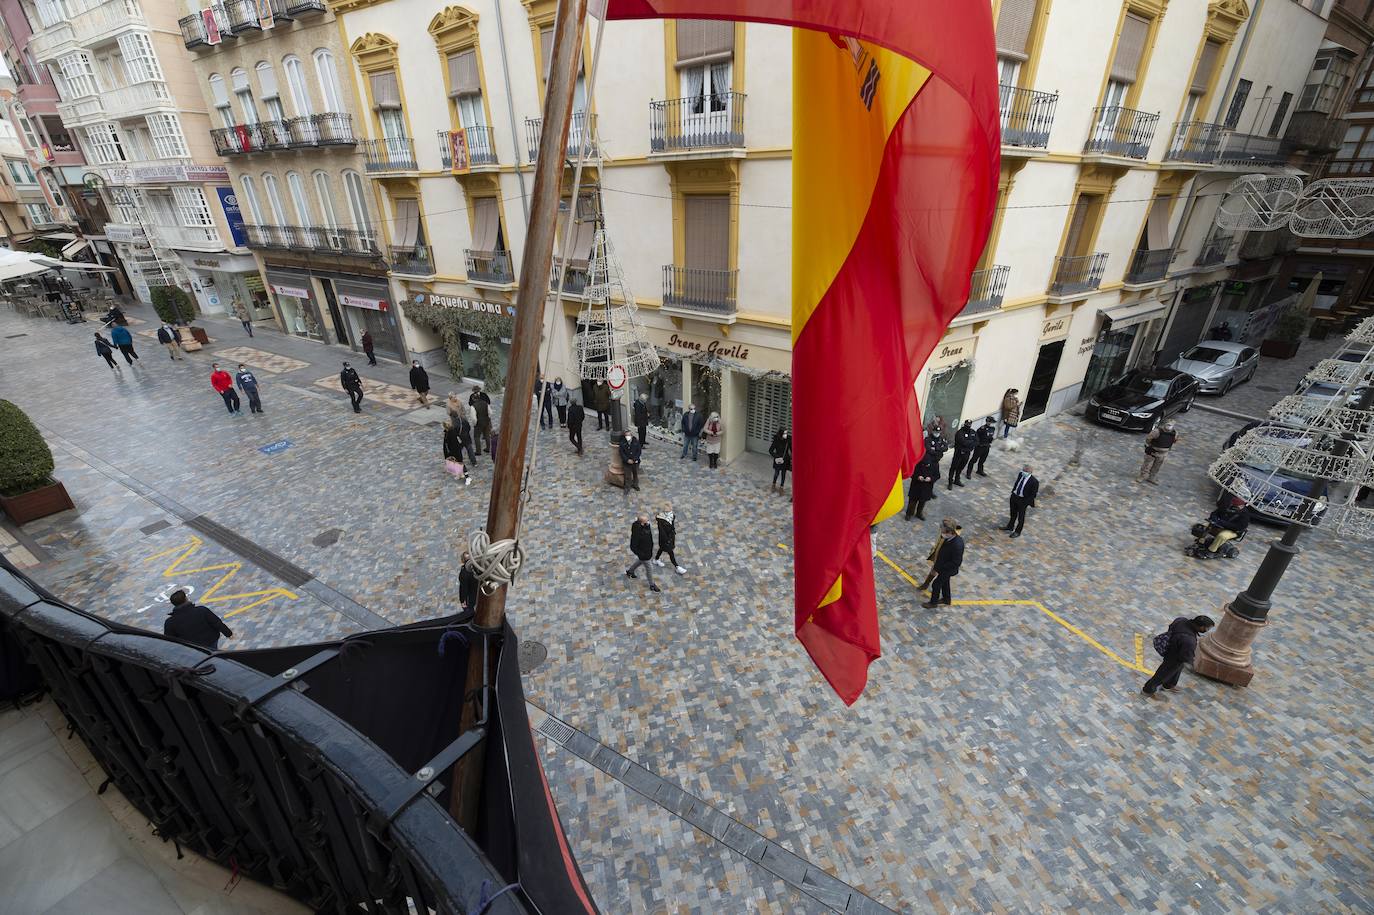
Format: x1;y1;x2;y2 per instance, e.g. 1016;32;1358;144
144;536;298;619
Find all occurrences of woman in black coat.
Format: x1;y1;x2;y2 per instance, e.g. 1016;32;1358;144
654;505;685;574
905;452;939;521
769;429;793;492
442;421;471;485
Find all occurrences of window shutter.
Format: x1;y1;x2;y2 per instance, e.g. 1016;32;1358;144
472;197;499;251
1146;197;1171;249
540;26;554;81
1190;41;1221;95
395;198;420;248
371;71;400;109
1062;196;1092;258
448;50;480;97
209;76;229;106
676;20;734;65
231;68;250;92
257;63;279;99
1109;14;1150;84
570;217;595;264
996;0;1037;62
683;195;730;271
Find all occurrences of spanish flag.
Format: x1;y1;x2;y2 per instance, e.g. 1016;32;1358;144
607;1;1000;703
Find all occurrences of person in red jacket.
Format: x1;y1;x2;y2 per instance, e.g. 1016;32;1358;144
210;363;241;415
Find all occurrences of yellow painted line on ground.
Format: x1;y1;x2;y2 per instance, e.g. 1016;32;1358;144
144;536;298;618
1135;634;1145;669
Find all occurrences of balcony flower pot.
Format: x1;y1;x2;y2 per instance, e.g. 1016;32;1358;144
1260;303;1310;360
0;481;74;524
0;399;74;524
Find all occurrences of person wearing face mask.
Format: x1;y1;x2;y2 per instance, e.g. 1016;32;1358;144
633;392;650;443
921;519;964;609
552;377;571;427
948;419;977;489
923;420;948;499
769;428;792;492
680;403;705;461
210;363;240;415
1139;419;1182;485
409;360;431;408
340;362;364;413
235;363;263;414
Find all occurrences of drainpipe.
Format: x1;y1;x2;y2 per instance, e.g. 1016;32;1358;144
492;0;531;227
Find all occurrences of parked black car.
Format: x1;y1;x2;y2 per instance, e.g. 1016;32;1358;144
1085;367;1199;432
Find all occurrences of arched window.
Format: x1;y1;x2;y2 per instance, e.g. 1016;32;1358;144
238;175;264;224
207;73;232;128
231;67;258;124
282;55;312;117
262;173;286;224
313;48;342;113
255;61;285;122
343;169;372;245
313;170;338;228
286;171;314;223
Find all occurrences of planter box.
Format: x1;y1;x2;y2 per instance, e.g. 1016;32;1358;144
188;326;209;344
0;480;74;524
1260;339;1301;359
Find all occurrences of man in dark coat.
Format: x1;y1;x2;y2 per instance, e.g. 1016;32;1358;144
538;374;555;429
453;409;477;465
593;380;612;430
948;420;977;489
361;331;377;366
163;590;232;650
409;361;431;407
341;362;364;413
970;416;996;478
94;332;118;370
1143;615;1216;697
632;393;650;443
625;514;659;592
905;451;938;521
619;431;643;491
567;395;586;454
470;385;493;455
156;322;182;360
923;422;948;498
922;519;964;609
1003;464;1039;538
680;404;706;460
459;551;480;614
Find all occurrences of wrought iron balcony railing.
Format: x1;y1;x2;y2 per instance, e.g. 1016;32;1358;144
466;248;514;284
284;0;326;14
1165;120;1225;164
999;86;1057;149
1195;234;1235;266
1084;106;1159;160
960;265;1009;317
390;244;435;275
524;112;598;162
211;121;289;155
662;265;738;316
363;136;417;172
223;0;260;34
437;127;498;169
286;113;357;148
1216;131;1286;168
1125;248;1171;285
244;223;381;258
1048;252;1108;297
178;12;208;48
650;92;745;153
550;261;591;297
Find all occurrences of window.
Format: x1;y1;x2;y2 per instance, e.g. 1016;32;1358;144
1104;12;1149;103
25;202;54;225
263;174;288;224
1061;193;1103;258
56;52;98;97
343;169;372;242
313;171;339;229
1268;91;1293;136
17;117;40;151
995;0;1037;87
231;68;259;124
83;125;126;164
1223;78;1251;128
470;196;504;252
112;189;142;225
313;49;342;113
208;74;234;127
283;55;313;117
447;49;485;129
7;159;36;184
1297;52;1353;114
683;195;729;270
1183;40;1222;123
42;172;66;208
256;61;285;122
117;33;163;84
173;187;215;228
40;116;75;154
34;0;63;29
238;175;264;223
675;21;731;116
286;171;314;223
394;198;422;249
146;113;188;158
370;70;406;138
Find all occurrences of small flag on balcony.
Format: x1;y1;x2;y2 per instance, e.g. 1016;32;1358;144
606;0;1000;703
202;8;221;45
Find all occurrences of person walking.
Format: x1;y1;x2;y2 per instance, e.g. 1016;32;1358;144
232;296;253;337
1000;389;1022;438
593;380;612;430
769;428;793;492
459;551;479;615
537;373;555;430
916;519;960;591
703;412;723;468
552;378;570;427
680;404;704;461
443;420;472;486
620;431;643;491
1139;420;1181;484
106;304;127;327
340;362;364;413
948;419;976;489
1003;464;1039;538
567;394;585;454
409;361;431;408
210;363;241;415
110;323;139;364
163;589;233;650
905;451;938;521
1142;615;1216;698
93;332;119;371
625;514;660;592
654;505;687;574
235;363;263;414
361;330;377;366
921;519;964;609
446;391;466;426
971;416;996;478
156;322;183;360
632;392;650;443
470;385;493;455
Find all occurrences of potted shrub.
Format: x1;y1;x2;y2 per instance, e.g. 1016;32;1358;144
1260;304;1309;359
0;400;74;524
150;286;208;345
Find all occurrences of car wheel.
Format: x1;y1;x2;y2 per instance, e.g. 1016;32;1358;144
1145;413;1159;434
1247;366;1257;383
1181;396;1195;413
1221;379;1233;396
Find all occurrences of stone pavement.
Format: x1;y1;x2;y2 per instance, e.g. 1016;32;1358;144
1;301;1371;913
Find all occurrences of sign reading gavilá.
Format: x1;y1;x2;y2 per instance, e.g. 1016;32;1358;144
258;439;293;456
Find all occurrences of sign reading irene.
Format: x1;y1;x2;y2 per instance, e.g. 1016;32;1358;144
666;333;751;361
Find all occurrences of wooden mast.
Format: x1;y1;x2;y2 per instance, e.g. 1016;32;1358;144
451;0;589;829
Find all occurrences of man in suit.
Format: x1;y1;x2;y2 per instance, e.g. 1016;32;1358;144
1004;464;1039;538
921;519;964;609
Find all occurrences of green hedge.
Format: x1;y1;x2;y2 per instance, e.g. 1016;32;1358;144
404;300;511;393
0;400;55;497
1272;303;1310;343
150;285;197;325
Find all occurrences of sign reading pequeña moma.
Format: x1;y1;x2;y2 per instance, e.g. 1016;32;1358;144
412;292;514;317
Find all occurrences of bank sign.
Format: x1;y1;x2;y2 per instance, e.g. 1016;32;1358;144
216;187;247;247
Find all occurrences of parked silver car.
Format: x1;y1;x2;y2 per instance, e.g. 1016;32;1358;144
1169;341;1259;394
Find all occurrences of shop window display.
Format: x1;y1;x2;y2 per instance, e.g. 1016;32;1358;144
631;357;683;439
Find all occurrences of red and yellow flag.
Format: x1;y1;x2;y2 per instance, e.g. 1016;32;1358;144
606;1;1000;703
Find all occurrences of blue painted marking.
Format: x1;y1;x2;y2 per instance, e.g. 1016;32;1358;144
258;439;293;455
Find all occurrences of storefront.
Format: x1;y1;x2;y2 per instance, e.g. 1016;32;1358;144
1081;299;1168;399
407;290;514;381
265;270;327;342
920;329;978;431
325;278;404;361
1023;314;1070;421
177;252;261;318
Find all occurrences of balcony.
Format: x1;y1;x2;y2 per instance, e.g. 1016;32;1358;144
650;92;745;154
1195;234;1234;267
1084;106;1159;160
1326;158;1374;176
1164;121;1225;165
662;265;738;319
1124;248;1170;286
959;265;1009;317
524;112;598;162
999;86;1057;150
465;249;515;285
223;0;262;35
1216;131;1285;168
285;113;357;148
1283;111;1347;156
438;127;499;170
1048;252;1108;298
55;94;105;127
244;223;382;259
29;0;139;59
363;137;417;173
156;224;221;251
104;80;174;119
284;0;327;14
389;244;436;276
179;13;208;49
550;261;591;297
211;121;290;155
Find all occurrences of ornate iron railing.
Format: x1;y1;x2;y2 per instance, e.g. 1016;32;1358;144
999;86;1057;149
650;92;745;153
960;265;1009;316
1084;106;1159;159
1049;252;1108;296
466;248;514;283
662;265;738;316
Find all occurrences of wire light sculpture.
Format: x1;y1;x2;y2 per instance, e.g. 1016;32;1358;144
1215;174;1303;231
1289;178;1374;239
574;220;661;382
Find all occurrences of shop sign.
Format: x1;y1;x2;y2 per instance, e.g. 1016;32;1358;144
341;292;388;311
1040;316;1070;340
927;336;976;369
270;282;311;299
412;292;514;316
244;273;265;292
216;187;247;247
192;257;223;270
125;164;231;185
665;332;752;361
1076;334;1097;355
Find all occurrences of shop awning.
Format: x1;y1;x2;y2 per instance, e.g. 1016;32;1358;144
41;232;79;241
61;239;90;258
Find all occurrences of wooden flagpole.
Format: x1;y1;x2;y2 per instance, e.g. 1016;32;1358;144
451;0;589;829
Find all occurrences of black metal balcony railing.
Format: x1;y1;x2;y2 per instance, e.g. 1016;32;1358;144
211;121;289;155
524;112;598;162
1196;234;1234;266
1125;248;1171;285
223;0;261;34
1049;252;1108;297
662;265;738;316
178;12;208;48
245;223;381;258
364;136;417;172
1216;131;1286;168
390;244;435;275
960;265;1009;317
650;92;745;153
284;0;327;14
266;0;294;19
550;261;591;296
466;248;514;283
286;113;357;147
1084;106;1159;159
999;86;1057;149
1165;120;1226;164
437;127;498;169
214;116;353;154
